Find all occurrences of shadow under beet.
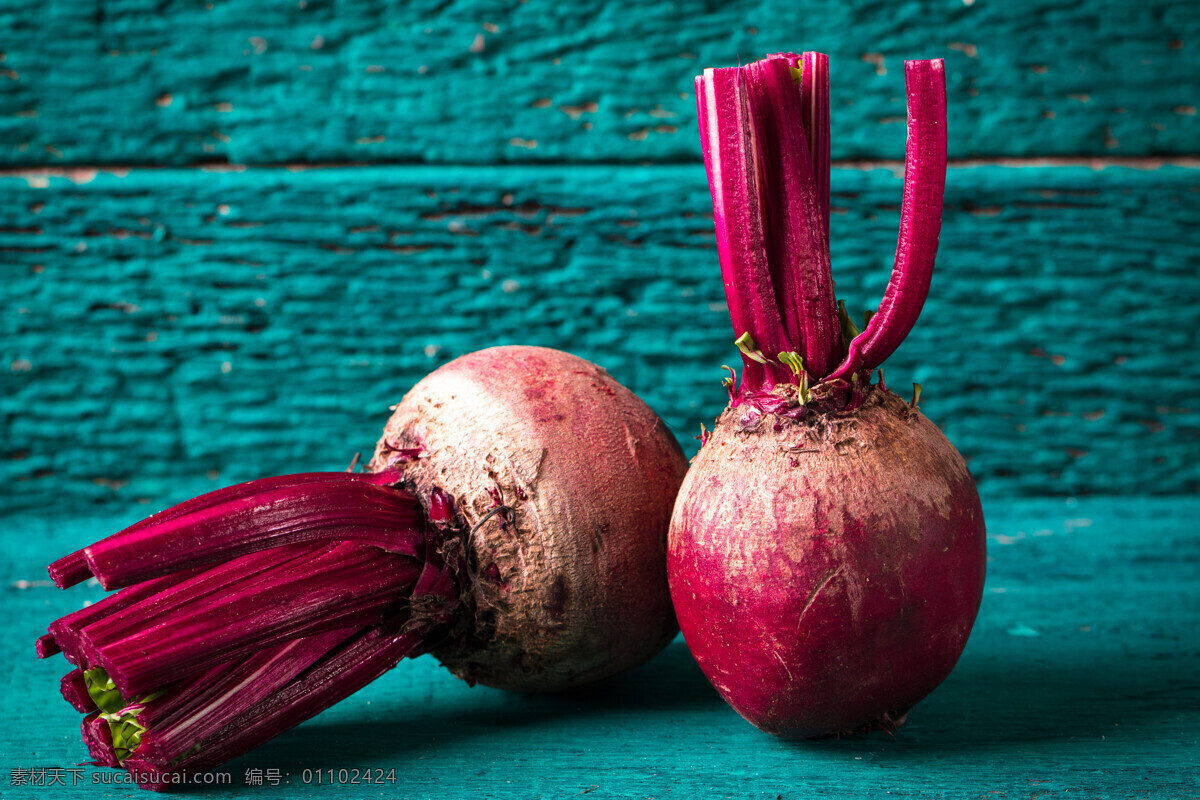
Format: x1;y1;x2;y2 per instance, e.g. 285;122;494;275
238;636;723;771
231;621;1200;777
793;636;1200;757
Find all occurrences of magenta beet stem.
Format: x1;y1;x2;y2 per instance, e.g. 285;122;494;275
829;59;948;381
132;629;356;766
798;52;831;243
36;634;61;659
697;52;841;387
697;66;794;392
60;669;94;713
68;543;336;672
44;569;205;665
82;712;119;768
48;550;91;590
747;54;839;378
125;627;425;790
48;470;406;588
43;467;457;783
83;542;422;697
51;473;421;590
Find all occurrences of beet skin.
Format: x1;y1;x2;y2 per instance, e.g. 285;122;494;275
668;388;986;737
370;346;687;692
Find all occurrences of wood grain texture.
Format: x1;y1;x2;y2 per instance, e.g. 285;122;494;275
8;496;1198;798
3;3;1196;796
1;0;1197;166
2;163;1197;518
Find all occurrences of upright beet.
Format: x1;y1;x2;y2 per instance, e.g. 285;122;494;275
669;53;986;737
40;346;686;789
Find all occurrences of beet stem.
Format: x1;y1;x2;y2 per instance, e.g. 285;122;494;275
799;52;831;245
125;627;425;787
47;471;403;590
746;54;839;378
41;466;460;781
72;544;323;672
828;59;948;380
698;55;947;395
48;550;91;589
134;629;358;766
697;53;841;389
698;66;794;393
47;569;206;665
86;542;422;697
78;475;422;590
36;633;61;659
60;668;95;713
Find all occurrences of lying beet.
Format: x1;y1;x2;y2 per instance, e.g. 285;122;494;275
40;345;685;788
368;346;684;691
668;53;986;738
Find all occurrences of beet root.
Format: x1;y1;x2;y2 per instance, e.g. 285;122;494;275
41;346;688;784
370;345;687;691
668;388;986;737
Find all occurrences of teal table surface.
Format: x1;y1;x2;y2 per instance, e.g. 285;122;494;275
5;496;1198;799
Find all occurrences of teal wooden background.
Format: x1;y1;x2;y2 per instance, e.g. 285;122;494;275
2;163;1199;516
3;1;1199;797
1;0;1197;163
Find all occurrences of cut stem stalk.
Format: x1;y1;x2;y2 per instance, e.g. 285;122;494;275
829;59;948;380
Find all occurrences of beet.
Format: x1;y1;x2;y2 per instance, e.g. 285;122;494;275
671;390;985;737
669;53;986;737
40;345;686;786
369;346;685;691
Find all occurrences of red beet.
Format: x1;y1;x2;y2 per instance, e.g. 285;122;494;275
368;346;685;691
41;346;686;787
669;54;986;737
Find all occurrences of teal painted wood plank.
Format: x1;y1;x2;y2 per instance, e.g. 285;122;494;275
1;0;1197;165
5;496;1198;797
2;163;1198;519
